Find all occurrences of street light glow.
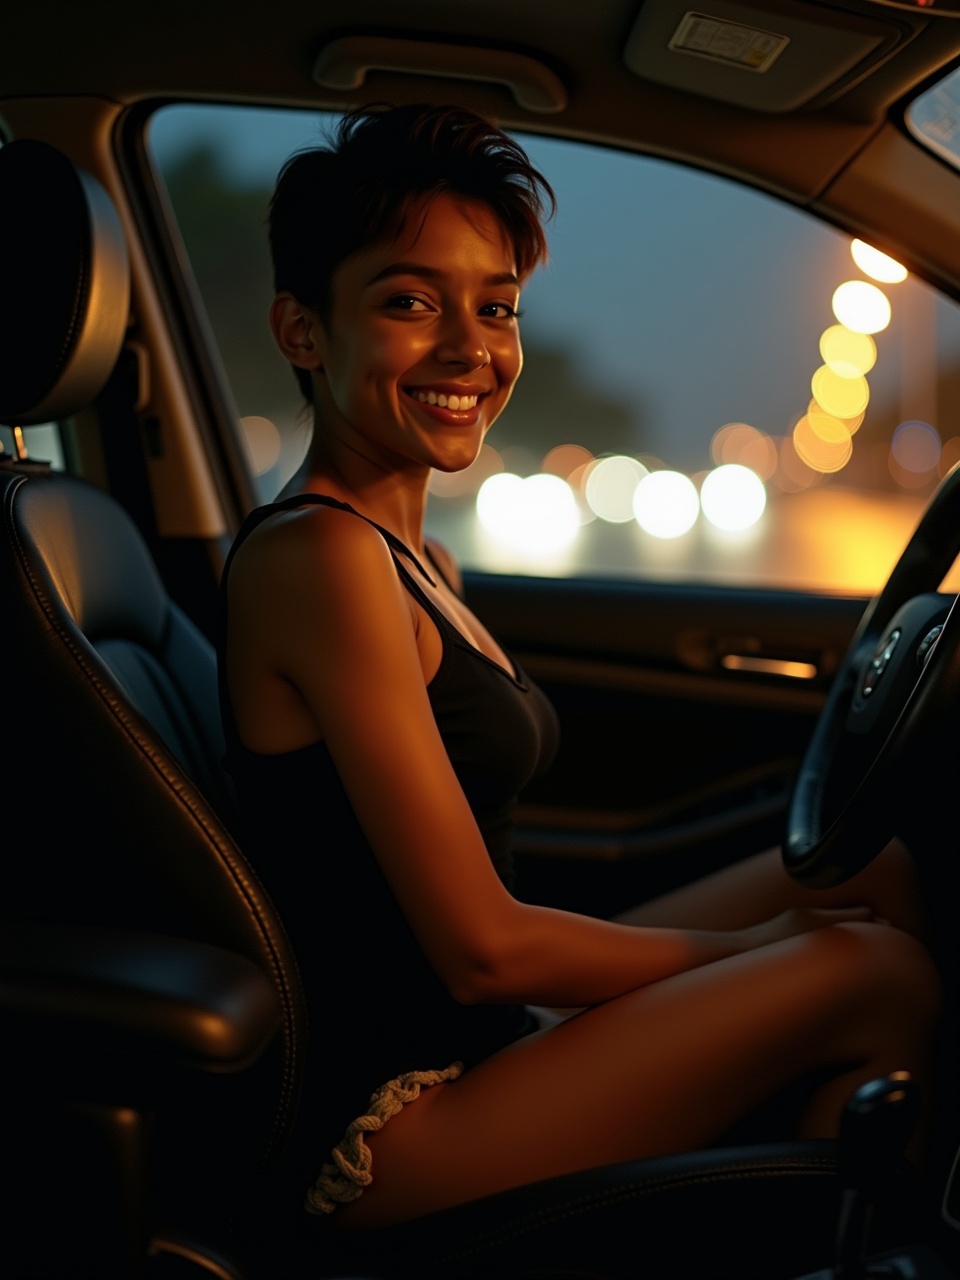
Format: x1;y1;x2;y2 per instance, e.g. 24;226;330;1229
819;325;877;378
700;465;766;531
851;239;908;284
811;365;870;419
831;280;891;334
633;470;699;538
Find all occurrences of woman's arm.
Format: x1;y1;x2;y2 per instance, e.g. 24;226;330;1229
232;507;871;1010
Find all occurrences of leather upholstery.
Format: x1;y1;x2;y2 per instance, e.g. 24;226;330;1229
0;139;129;425
2;919;282;1069
0;464;305;1170
311;1140;924;1280
6;470;237;824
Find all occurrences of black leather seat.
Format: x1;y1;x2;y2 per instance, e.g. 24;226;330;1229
0;138;929;1280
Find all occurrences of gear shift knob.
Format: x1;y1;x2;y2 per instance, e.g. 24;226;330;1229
835;1072;920;1279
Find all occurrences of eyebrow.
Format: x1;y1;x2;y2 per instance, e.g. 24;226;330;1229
366;262;520;289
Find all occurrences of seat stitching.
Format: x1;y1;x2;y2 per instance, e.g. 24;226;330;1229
5;475;304;1166
428;1159;838;1262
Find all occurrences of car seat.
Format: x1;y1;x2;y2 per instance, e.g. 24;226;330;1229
0;137;929;1280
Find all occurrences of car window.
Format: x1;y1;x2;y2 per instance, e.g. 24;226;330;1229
0;422;65;471
148;103;960;596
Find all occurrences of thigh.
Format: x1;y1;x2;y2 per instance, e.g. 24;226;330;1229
334;921;935;1230
614;839;923;937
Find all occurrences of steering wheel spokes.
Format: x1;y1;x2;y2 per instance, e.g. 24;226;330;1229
784;463;960;887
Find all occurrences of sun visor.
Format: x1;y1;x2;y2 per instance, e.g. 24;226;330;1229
623;0;905;112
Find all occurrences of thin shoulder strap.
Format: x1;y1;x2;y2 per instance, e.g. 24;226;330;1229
217;493;440;749
221;492;438;589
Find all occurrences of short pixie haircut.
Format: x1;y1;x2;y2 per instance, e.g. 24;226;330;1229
268;102;555;403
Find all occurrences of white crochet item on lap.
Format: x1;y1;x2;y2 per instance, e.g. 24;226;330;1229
305;1061;464;1214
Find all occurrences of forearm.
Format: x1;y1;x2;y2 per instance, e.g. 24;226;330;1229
463;901;751;1007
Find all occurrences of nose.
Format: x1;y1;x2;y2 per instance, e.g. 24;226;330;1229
436;307;490;369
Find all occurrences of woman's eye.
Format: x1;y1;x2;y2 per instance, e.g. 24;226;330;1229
480;302;522;320
388;295;431;312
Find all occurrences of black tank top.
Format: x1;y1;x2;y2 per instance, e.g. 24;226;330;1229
218;495;560;1161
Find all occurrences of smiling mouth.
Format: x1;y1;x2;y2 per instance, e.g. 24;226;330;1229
406;388;482;411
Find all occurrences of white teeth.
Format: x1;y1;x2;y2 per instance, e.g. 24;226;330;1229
413;390;478;410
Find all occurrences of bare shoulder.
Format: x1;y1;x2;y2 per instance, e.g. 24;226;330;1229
424;536;464;597
227;502;416;665
231;502;397;600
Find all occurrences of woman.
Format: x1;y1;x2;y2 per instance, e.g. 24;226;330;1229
219;102;940;1232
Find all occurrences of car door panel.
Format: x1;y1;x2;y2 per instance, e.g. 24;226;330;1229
464;573;868;914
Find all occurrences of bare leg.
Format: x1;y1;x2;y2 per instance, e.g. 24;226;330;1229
529;838;928;1026
613;838;926;940
336;921;940;1229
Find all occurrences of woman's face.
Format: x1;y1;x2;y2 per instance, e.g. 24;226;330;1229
312;193;524;476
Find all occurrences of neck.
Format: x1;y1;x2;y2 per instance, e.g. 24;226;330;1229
280;429;431;554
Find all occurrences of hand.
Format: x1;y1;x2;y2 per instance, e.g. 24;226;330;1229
738;905;878;952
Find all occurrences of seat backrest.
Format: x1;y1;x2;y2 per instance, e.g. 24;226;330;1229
13;468;238;824
0;138;305;1172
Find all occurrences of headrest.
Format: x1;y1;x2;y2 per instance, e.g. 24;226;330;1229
0;139;130;426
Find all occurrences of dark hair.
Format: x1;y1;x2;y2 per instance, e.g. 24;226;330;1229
268;102;555;403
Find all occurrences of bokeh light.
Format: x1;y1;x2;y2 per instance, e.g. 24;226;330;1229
476;471;580;553
819;325;877;378
710;422;778;480
700;464;767;531
633;470;700;538
541;443;593;479
808;398;864;437
712;422;758;464
831;280;892;334
811;365;870;419
891;421;941;474
851;239;908;284
429;442;503;497
584;454;649;523
775;435;821;491
239;415;282;476
477;472;523;535
566;461;598;524
793;412;853;473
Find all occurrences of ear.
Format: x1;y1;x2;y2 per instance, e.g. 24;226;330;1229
269;292;326;370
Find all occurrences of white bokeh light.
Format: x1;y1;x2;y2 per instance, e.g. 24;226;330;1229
633;471;699;539
831;280;891;334
700;464;767;531
584;454;649;523
476;472;579;554
850;239;908;284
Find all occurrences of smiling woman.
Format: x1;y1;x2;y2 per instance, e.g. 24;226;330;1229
216;103;941;1235
269;195;525;482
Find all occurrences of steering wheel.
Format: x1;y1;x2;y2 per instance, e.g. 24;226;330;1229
783;461;960;888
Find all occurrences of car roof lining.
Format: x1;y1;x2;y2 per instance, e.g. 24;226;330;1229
3;0;960;193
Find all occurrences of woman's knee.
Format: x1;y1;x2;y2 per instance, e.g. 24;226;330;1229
821;921;942;1033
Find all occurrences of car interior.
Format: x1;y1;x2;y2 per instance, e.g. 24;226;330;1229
5;1;960;1277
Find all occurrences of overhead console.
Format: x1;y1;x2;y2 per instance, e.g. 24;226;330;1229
622;0;916;111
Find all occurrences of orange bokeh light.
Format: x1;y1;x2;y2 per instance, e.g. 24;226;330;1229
541;443;594;479
793;413;852;474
